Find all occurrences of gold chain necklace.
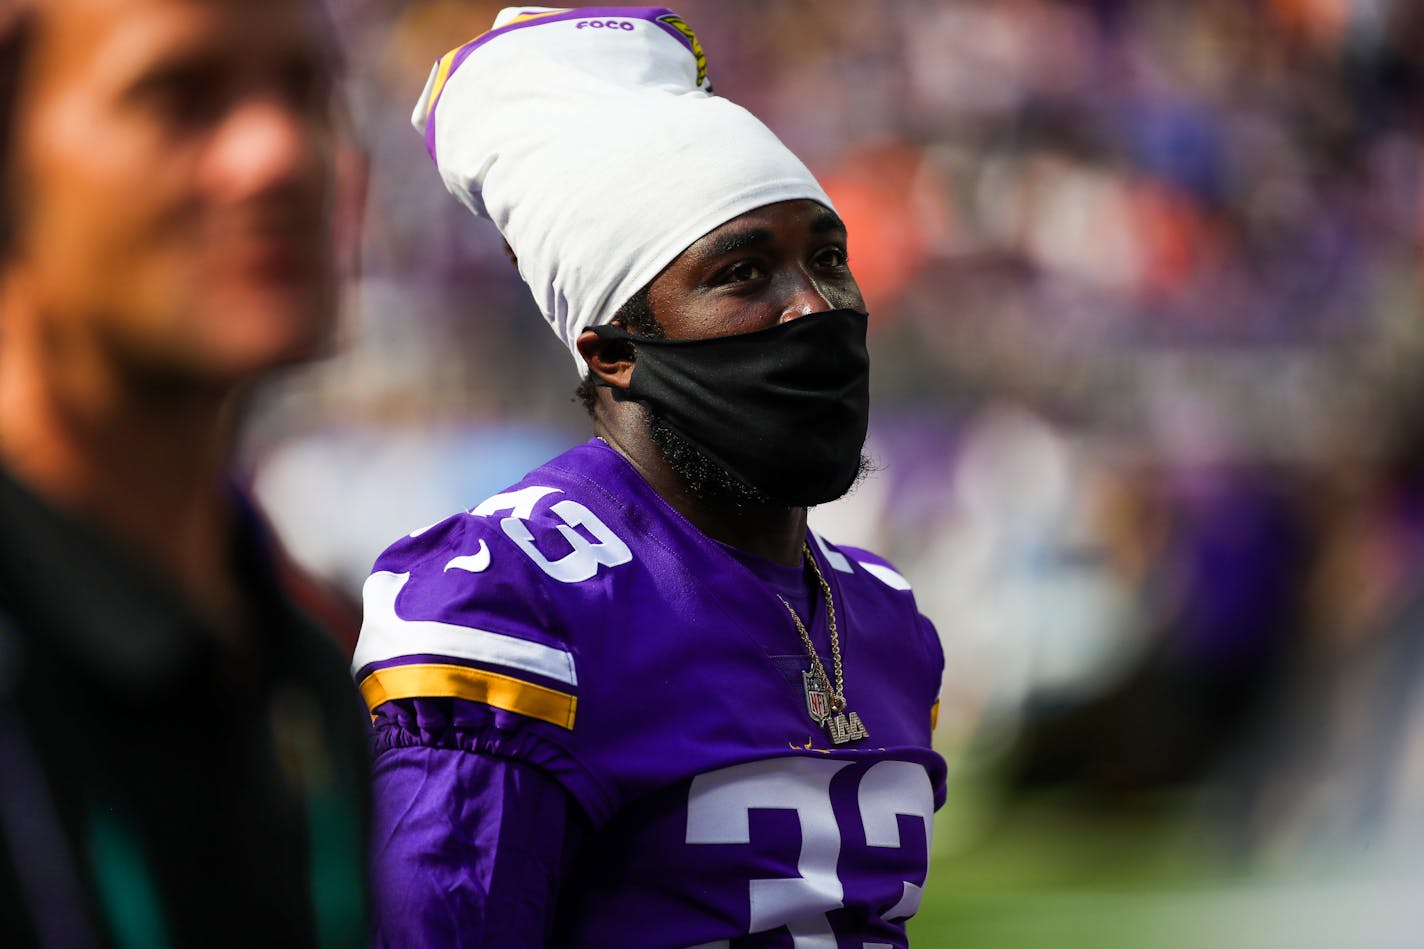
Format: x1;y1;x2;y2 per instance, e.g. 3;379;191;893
777;542;870;745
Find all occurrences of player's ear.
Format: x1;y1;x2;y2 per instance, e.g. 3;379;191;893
577;326;634;390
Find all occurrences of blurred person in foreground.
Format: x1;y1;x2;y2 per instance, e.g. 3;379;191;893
356;7;944;947
0;0;368;945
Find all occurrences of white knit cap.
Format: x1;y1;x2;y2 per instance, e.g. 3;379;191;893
412;6;834;371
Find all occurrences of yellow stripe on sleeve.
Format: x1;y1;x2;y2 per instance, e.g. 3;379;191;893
359;663;577;730
930;700;940;732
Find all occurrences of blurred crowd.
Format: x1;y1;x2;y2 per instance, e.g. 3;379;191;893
252;0;1424;875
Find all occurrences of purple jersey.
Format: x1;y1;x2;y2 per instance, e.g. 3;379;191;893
355;439;946;947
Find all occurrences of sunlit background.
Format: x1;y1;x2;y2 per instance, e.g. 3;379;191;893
248;2;1424;944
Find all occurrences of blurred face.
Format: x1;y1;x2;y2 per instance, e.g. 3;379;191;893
643;198;866;339
8;0;338;385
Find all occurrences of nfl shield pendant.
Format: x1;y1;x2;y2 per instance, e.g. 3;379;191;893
803;670;831;725
826;711;870;745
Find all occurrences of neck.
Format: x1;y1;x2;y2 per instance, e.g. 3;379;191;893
594;407;807;566
0;301;246;635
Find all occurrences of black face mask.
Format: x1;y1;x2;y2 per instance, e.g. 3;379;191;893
592;308;870;507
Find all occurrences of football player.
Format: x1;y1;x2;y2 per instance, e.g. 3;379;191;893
357;7;945;947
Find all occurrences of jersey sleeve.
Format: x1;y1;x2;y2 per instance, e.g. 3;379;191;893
370;735;582;948
918;610;945;736
352;504;614;821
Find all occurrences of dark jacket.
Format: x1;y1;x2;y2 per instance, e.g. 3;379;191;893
0;469;369;948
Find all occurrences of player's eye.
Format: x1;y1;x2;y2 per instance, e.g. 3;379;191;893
814;245;849;269
720;260;766;284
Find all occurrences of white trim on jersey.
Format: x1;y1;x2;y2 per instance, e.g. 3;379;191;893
353;570;579;687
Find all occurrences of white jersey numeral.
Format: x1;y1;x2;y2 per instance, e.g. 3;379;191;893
858;761;934;921
688;759;848;947
469;486;632;583
685;757;934;947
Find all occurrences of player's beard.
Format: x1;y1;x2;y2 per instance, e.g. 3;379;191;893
598;308;873;508
644;405;874;510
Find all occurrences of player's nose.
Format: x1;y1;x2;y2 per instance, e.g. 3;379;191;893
777;271;835;324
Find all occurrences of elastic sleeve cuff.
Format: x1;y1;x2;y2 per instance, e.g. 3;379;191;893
370;695;617;826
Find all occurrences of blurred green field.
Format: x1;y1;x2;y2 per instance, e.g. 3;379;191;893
905;774;1419;949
